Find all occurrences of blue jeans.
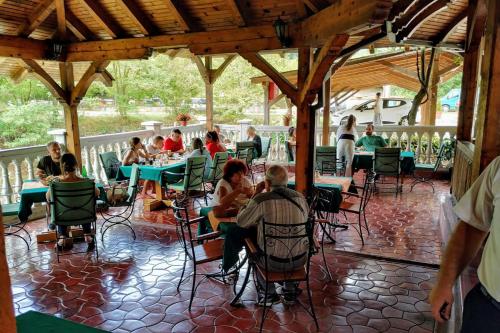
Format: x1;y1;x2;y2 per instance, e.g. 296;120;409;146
461;283;500;333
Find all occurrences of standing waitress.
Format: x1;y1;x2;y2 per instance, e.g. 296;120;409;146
373;92;383;126
336;115;358;177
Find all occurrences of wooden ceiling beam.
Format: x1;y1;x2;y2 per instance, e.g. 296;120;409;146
392;0;434;32
299;0;393;47
377;59;419;79
210;54;236;83
117;0;159;36
96;70;114;87
190;54;209;84
17;0;56;37
79;0;125;38
226;0;246;27
388;0;419;21
164;0;197;32
54;0;66;39
396;0;451;41
433;8;467;44
0;35;47;59
240;52;298;104
296;0;308;18
71;60;110;105
303;0;319;13
12;66;29;84
66;8;96;41
21;59;67;103
467;0;488;49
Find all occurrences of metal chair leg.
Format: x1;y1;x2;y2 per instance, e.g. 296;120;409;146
306;277;319;331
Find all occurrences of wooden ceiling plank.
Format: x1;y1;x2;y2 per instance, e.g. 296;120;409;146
396;0;451;41
226;0;246;27
54;0;66;39
164;0;197;32
377;59;419;79
117;0;159;35
433;8;467;44
65;8;96;41
17;0;56;37
79;0;125;38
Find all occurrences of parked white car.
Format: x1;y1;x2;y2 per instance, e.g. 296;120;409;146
332;98;414;125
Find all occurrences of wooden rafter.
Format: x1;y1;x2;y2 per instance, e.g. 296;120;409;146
303;0;319;13
226;0;246;27
388;0;419;21
396;0;451;41
392;0;434;32
210;55;236;82
12;66;29;84
17;0;56;37
66;8;95;41
79;0;125;38
54;0;66;39
296;0;308;18
298;34;349;105
467;0;488;49
117;0;159;36
240;52;298;104
300;0;392;47
96;70;114;87
71;60;110;105
377;60;419;79
190;55;209;84
433;8;467;44
21;59;67;102
164;0;197;32
0;35;47;59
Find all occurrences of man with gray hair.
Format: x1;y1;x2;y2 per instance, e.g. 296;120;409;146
237;165;309;306
35;141;62;180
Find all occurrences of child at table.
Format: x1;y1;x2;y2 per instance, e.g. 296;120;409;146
45;153;99;252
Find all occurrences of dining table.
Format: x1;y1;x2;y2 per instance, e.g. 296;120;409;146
116;159;186;211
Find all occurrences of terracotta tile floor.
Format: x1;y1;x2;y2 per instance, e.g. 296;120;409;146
5;177;448;332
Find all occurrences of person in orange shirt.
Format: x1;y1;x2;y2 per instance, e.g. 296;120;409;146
163;129;185;154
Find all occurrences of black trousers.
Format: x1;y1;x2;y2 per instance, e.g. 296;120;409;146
461;283;500;333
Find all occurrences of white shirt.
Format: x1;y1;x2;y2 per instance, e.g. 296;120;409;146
146;144;160;155
211;177;252;206
454;156;500;301
336;125;358;141
188;148;212;178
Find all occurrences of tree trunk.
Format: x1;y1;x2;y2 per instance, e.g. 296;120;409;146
407;48;436;125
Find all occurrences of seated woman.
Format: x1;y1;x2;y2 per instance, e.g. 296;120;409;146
46;153;100;251
205;131;227;158
188;138;212;178
122;137;150;166
212;159;254;217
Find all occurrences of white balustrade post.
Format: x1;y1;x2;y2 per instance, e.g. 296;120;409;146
92;146;103;183
425;133;432;163
26;157;34;180
239;120;251;141
141;121;163;137
0;162;12;204
83;147;92;178
47;129;67;150
12;159;22;198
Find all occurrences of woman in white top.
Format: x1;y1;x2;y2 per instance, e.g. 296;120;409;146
188;138;212;178
212;159;253;217
373;92;382;126
337;114;358;177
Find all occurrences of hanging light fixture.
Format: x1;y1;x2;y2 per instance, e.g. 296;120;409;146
46;41;66;60
273;17;291;48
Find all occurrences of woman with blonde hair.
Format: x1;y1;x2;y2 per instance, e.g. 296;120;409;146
336;115;358;177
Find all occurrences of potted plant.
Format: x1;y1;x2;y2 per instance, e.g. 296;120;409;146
176;113;192;126
282;112;292;126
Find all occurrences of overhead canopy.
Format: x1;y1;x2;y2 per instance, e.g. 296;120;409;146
0;0;468;86
250;50;463;93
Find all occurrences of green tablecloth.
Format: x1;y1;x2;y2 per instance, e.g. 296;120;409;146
116;162;185;186
17;311;108;333
352;151;415;174
17;181;105;222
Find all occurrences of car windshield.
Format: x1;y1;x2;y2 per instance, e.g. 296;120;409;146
357;101;375;110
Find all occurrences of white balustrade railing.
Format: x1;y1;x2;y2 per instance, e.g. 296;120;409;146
0;122;455;204
0;122;206;204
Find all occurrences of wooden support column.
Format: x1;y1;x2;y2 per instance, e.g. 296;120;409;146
191;54;235;130
457;0;486;141
60;62;82;166
0;213;16;333
472;0;500;176
263;82;270;125
295;48;313;196
322;77;331;145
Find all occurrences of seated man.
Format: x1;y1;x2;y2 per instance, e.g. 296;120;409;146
237;165;309;306
355;124;387;152
163;129;185;154
36;141;62;180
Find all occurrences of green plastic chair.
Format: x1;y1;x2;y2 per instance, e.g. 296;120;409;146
236;141;255;161
164;156;208;205
373;147;401;196
99;151;122;184
48;180;98;262
100;163;140;242
410;143;447;193
206;152;228;190
1;202;31;249
316;146;343;175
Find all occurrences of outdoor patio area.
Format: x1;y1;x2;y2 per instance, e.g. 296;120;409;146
5;175;448;333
